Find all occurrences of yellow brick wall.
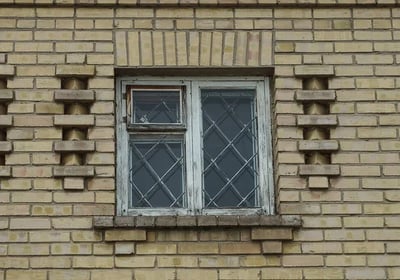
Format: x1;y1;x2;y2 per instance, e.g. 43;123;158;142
0;3;399;280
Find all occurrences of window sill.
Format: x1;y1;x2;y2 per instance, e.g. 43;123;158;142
93;215;302;229
93;215;302;254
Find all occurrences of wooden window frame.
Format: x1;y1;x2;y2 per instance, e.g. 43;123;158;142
116;77;274;216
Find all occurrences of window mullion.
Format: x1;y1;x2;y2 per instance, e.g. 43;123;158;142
191;81;204;214
256;80;273;214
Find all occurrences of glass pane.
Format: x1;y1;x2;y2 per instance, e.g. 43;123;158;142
129;138;185;208
201;88;259;208
132;89;181;124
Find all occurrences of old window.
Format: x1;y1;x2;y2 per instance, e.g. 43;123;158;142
117;77;274;216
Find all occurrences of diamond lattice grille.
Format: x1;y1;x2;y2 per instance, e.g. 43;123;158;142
201;89;259;208
129;138;184;208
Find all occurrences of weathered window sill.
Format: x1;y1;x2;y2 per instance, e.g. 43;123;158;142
93;215;302;255
94;215;302;229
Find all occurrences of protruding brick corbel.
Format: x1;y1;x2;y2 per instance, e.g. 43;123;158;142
0;76;13;172
295;72;339;188
54;73;96;191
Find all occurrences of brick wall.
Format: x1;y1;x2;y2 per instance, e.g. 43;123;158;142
0;3;399;280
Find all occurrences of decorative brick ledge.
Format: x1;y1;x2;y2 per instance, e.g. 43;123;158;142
299;164;340;176
94;215;302;229
295;90;336;102
298;140;339;151
54;140;95;152
54;90;95;103
54;115;95;127
297;115;338;127
53;166;95;177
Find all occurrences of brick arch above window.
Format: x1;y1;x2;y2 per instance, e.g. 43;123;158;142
115;31;272;68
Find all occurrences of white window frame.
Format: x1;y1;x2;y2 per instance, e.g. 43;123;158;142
116;77;274;216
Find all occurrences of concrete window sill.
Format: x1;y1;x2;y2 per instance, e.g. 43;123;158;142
93;215;302;229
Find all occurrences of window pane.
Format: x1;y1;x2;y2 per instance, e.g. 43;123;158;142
129;138;185;208
201;89;259;208
132;89;181;124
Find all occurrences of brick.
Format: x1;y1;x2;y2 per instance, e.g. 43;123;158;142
54;115;95;127
115;256;155;267
54;90;95;103
105;229;146;241
136;243;177;254
251;228;292;240
0;141;12;153
220;242;261;254
364;204;400;214
368;255;400;267
52;217;92;229
0;65;15;76
385;191;400;201
345;268;386;280
295;90;335;102
115;242;135;255
322;204;362;215
325;229;365;241
303;268;344;280
72;256;113;268
198;256;239;267
298;140;338;151
294;65;334;77
74;204;114;216
308;176;329;189
91;270;132;280
344;242;384;254
0;89;13;101
12;166;51;178
157;256;198;267
362;178;400;189
261;241;282;254
35;103;64;114
344;191;383;202
0;116;12;127
53;166;94;177
0;231;27;243
14;115;52;127
282;255;323;267
8;244;49;256
6;270;47;280
56;65;95;77
63;177;85;190
54;141;95;152
30;231;70;243
299;165;340;176
341;166;381;176
32;205;71;216
51;243;91;256
178;242;219;254
297;115;337;127
10;218;50;230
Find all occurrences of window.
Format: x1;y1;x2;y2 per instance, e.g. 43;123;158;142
117;77;274;216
